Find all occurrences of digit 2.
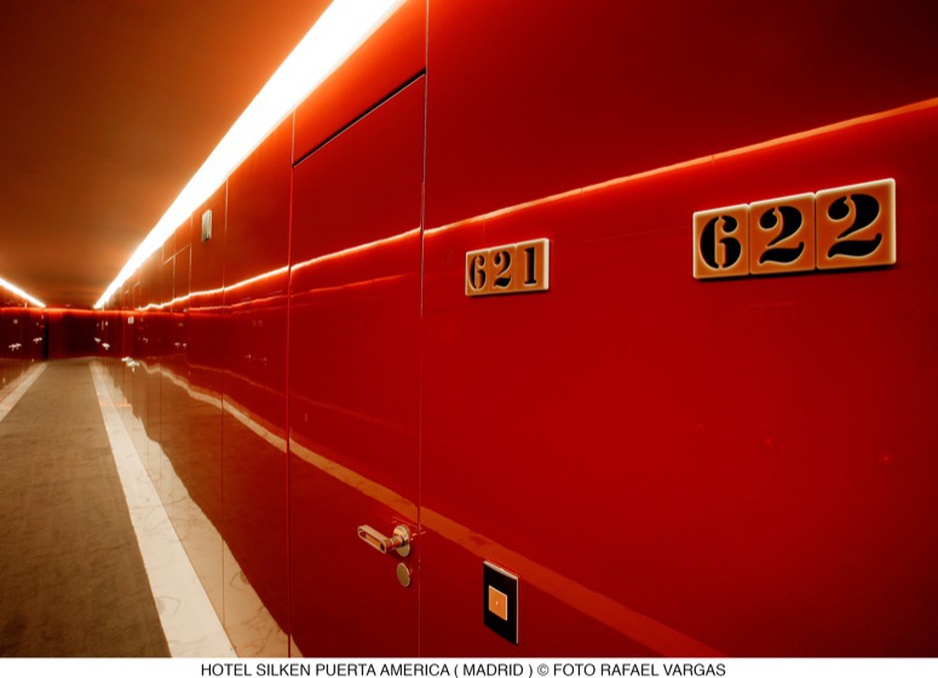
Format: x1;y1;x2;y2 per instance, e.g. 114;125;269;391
748;193;815;275
816;179;895;271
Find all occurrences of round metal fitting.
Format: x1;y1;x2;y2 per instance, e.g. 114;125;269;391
392;525;412;557
396;562;412;588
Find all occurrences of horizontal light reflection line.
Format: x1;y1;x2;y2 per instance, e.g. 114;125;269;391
129;98;938;313
429;97;938;235
290;227;421;273
135;228;419;311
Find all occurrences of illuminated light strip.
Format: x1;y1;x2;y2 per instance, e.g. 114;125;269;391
121;97;936;311
289;272;414;301
0;276;46;308
713;96;938;160
135;227;419;311
94;0;405;310
221;265;289;294
430;96;938;234
137;265;290;311
291;227;420;273
104;97;935;654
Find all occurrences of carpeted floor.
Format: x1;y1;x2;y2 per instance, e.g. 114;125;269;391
0;359;169;657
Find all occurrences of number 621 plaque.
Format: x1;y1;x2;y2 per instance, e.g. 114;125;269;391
465;238;550;297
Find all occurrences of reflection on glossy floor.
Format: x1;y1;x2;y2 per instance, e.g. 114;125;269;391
93;359;285;657
0;360;169;657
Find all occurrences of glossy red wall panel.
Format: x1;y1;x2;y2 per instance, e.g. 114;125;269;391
221;117;293;655
424;0;938;231
184;185;228;618
190;187;227;305
289;77;425;656
94;0;938;659
420;101;938;656
189;185;228;386
292;0;425;163
0;306;43;398
697;106;938;655
23;310;45;361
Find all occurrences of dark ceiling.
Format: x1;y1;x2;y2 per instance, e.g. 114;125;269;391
0;0;332;308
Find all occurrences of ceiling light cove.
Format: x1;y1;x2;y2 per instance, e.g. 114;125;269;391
0;277;46;308
94;0;404;310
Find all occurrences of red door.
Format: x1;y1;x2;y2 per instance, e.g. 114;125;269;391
288;78;425;656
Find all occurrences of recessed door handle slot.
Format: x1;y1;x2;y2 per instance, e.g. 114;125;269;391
357;524;412;557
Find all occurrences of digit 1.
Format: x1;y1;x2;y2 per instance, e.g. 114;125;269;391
523;245;537;286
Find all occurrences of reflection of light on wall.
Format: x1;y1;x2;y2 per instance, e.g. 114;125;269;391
291;227;420;273
290;272;413;301
90;362;280;654
139;266;290;311
95;0;405;310
139;359;286;452
0;277;46;308
118;95;936;312
138;228;419;311
430;97;938;235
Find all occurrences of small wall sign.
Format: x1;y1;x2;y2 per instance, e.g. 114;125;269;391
466;238;550;297
693;179;895;279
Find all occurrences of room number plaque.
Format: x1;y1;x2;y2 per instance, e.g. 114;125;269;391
465;238;550;297
693;179;896;279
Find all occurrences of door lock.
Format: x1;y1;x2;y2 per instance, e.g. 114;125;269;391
357;524;412;557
